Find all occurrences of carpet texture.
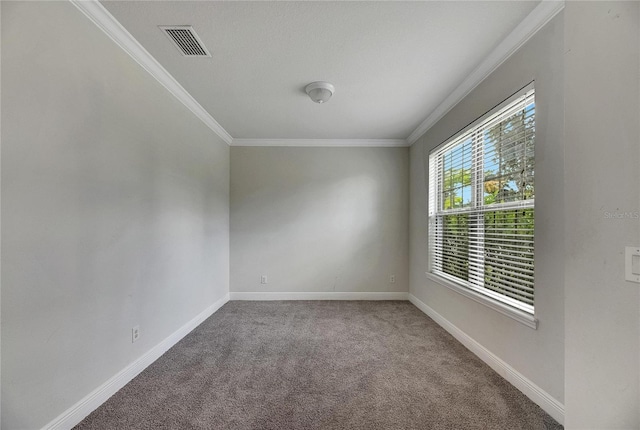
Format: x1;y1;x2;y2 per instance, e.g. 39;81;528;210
75;301;562;430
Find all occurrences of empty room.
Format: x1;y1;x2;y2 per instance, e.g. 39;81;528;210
1;1;639;429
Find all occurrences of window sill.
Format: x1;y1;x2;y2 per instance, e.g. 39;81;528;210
424;272;538;329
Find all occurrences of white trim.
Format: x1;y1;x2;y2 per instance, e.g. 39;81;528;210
407;0;564;145
408;293;564;425
429;82;535;156
229;291;409;301
69;0;233;145
42;293;230;430
69;0;563;148
70;0;563;148
426;272;538;329
231;139;409;148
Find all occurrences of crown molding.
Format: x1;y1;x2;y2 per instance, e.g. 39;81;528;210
71;0;563;148
407;0;565;145
70;0;233;145
231;139;409;147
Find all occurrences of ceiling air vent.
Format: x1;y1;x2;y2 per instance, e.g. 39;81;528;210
159;26;211;57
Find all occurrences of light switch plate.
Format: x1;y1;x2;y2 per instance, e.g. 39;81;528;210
625;247;640;283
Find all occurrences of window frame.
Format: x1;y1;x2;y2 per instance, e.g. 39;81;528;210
426;82;538;329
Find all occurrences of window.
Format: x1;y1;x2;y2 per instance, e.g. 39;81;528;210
428;84;535;319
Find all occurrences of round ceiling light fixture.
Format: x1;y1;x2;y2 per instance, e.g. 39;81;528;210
305;81;335;104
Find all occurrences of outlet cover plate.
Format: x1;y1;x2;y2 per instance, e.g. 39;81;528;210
132;326;140;343
625;247;640;283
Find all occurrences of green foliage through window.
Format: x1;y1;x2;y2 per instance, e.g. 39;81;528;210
441;214;469;280
484;209;534;306
429;86;535;314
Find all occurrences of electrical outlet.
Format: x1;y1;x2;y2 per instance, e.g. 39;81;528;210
390;275;396;284
260;275;268;284
132;326;140;343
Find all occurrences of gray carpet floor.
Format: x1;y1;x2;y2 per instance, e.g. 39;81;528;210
75;301;562;430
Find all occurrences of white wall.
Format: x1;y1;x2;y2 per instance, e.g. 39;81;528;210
230;146;409;295
409;13;565;405
1;2;230;429
3;2;638;429
564;2;640;428
0;2;3;426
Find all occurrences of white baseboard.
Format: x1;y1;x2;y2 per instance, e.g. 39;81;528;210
229;291;409;301
408;294;564;425
40;291;563;428
42;293;230;430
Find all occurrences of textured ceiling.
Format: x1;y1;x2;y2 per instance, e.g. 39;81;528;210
101;1;539;140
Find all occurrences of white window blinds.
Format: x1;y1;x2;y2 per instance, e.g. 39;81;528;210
428;85;535;314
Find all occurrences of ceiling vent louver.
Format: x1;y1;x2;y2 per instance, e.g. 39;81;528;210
159;26;211;57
